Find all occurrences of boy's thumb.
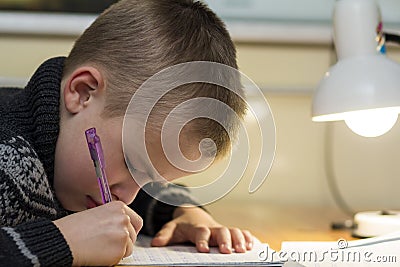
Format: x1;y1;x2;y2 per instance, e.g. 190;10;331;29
151;223;176;247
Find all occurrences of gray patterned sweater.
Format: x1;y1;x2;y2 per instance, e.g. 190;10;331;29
0;57;199;266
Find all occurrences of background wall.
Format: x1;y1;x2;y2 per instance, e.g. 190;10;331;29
1;21;400;217
185;43;400;214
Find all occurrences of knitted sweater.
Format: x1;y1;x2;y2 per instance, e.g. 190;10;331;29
0;57;199;266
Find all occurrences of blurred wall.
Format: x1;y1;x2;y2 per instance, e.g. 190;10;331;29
1;33;400;213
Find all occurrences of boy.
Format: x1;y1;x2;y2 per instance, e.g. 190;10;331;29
0;0;252;266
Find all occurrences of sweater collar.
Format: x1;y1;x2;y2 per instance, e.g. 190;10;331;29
22;56;65;186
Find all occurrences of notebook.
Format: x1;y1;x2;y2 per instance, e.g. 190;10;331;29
118;235;284;266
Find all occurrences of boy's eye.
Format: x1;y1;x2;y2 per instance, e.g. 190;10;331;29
124;161;133;171
124;157;153;185
124;157;136;172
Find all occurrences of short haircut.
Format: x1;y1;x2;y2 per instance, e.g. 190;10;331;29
63;0;246;158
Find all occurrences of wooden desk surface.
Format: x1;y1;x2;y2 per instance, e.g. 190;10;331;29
205;200;356;251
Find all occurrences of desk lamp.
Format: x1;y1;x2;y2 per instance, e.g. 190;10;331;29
312;0;400;237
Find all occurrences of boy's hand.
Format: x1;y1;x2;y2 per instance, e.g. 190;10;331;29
54;201;142;266
151;205;253;253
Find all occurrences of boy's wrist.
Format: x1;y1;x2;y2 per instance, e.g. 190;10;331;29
172;204;197;218
173;204;209;219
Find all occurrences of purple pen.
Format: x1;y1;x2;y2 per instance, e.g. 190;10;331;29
85;127;112;204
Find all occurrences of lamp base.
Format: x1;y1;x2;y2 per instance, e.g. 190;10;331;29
353;210;400;238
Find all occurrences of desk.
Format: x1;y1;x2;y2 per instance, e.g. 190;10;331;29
205;200;356;251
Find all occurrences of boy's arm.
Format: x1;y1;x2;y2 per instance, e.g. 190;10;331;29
0;133;73;266
129;183;254;254
129;182;200;236
0;218;72;267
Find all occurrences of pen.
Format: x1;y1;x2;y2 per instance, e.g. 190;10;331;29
85;127;112;204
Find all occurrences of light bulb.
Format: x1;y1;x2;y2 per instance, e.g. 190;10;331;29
344;108;399;137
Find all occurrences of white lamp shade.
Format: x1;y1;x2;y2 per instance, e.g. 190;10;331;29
312;54;400;122
312;0;400;137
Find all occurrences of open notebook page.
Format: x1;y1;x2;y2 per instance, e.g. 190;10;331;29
118;235;284;266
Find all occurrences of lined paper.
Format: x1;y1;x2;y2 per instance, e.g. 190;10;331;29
118;235;283;266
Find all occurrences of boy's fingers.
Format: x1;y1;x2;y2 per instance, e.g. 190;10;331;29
124;230;134;258
126;223;137;245
242;230;254;250
151;223;176;247
194;226;211;253
230;228;246;253
123;205;143;233
212;227;232;254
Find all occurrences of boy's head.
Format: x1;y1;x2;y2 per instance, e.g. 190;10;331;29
63;0;246;159
56;0;246;210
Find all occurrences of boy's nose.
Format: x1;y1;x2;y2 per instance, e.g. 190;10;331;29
110;179;141;205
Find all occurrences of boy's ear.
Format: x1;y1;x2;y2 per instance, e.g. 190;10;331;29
63;66;105;114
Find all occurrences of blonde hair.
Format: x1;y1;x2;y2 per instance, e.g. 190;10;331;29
63;0;246;158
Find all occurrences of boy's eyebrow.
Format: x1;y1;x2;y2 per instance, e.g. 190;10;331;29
125;156;155;182
125;156;137;173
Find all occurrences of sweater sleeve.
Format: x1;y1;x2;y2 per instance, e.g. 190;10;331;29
0;219;72;267
0;133;73;266
129;182;202;236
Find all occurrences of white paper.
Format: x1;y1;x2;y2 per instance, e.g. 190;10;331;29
280;232;400;267
117;235;283;266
